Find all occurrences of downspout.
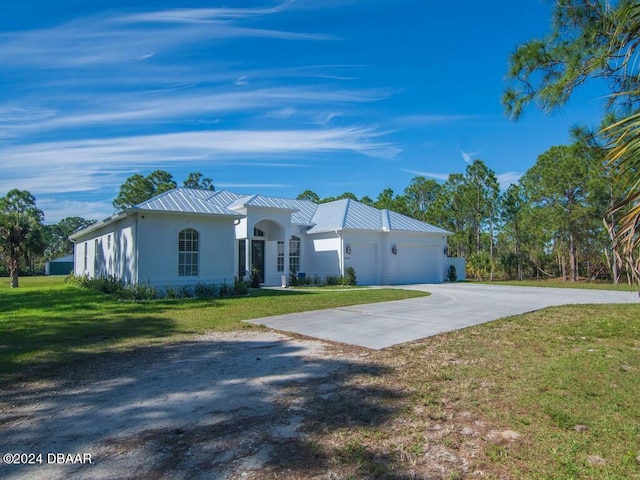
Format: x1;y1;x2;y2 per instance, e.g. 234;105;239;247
338;230;344;275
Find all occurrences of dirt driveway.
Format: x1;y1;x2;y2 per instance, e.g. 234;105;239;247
1;331;399;480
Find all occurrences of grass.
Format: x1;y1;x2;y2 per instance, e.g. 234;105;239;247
323;302;640;479
480;277;639;291
2;276;639;478
0;276;427;379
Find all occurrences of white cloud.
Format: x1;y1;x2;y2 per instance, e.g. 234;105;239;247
460;149;479;164
400;168;450;181
0;127;400;194
496;171;523;190
38;198;114;224
0;6;334;70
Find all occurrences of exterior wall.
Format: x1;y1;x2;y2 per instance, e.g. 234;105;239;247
445;257;467;281
73;215;137;283
342;231;382;285
310;230;449;285
136;212;236;288
387;231;448;284
305;231;342;280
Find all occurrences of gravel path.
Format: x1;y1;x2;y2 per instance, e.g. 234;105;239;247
0;331;366;480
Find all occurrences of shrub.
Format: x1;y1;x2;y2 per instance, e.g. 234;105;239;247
194;282;217;298
344;266;357;286
233;277;249;295
250;268;261;288
179;284;194;298
123;283;157;301
219;280;231;298
447;265;457;282
165;285;179;299
326;276;339;286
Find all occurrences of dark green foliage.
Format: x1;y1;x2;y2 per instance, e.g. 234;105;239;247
343;266;357;286
447;265;457;282
113;170;177;211
0;190;46;287
66;274;249;301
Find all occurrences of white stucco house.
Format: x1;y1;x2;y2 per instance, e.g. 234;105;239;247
70;188;459;287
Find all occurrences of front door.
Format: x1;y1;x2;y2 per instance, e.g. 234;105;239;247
251;240;265;284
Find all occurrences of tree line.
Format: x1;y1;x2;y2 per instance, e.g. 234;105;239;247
296;135;631;283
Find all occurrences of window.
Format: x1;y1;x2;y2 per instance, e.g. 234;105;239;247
94;239;99;271
107;235;112;249
84;242;88;271
289;236;300;273
178;228;199;276
253;227;265;237
277;241;284;272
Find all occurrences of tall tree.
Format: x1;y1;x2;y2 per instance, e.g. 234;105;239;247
113;170;177;211
404;176;442;222
503;0;640;120
183;172;214;191
521;144;595;281
296;190;320;203
0;190;45;287
463;160;500;259
503;0;640;282
374;188;410;215
500;184;528;280
46;217;96;259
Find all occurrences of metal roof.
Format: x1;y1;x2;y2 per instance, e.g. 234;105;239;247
307;199;450;234
73;188;450;239
134;189;243;217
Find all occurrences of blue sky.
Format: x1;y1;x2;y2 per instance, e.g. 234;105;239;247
1;0;610;223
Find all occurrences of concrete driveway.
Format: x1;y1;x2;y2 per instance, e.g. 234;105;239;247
246;283;639;349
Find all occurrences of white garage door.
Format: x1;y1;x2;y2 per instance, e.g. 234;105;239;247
346;242;378;285
395;243;439;284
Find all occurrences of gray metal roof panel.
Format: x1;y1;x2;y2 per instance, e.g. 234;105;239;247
135;189;243;217
386;210;451;233
308;198;451;234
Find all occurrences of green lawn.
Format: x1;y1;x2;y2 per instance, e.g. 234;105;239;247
401;303;640;479
0;276;427;379
2;276;639;478
477;277;639;291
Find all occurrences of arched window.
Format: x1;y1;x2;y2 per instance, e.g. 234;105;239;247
178;228;199;276
289;236;301;273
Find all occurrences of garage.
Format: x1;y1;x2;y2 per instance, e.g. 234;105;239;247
345;241;379;285
394;242;439;284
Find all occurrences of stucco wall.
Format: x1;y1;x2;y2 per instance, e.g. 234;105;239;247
305;232;341;279
73;215;137;283
136;212;237;288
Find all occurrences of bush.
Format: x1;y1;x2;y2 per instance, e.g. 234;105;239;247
326;276;339;286
194;282;217;298
447;265;457;282
122;283;157;301
233;277;249;295
165;285;179;299
343;266;357;286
